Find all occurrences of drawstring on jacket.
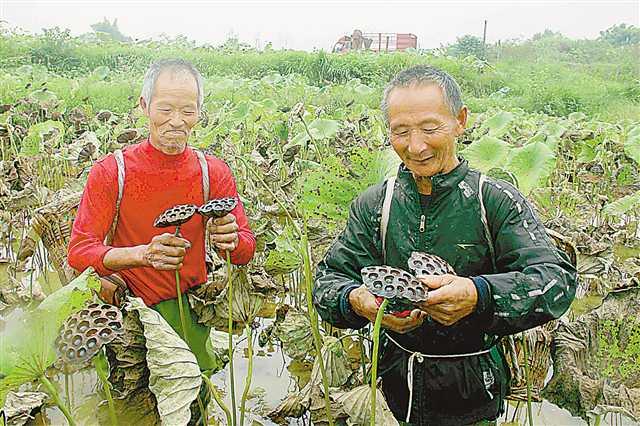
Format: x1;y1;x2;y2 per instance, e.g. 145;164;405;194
385;333;493;423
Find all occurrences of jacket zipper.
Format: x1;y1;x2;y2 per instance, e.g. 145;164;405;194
419;214;426;232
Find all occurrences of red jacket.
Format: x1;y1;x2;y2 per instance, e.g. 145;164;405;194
68;139;256;306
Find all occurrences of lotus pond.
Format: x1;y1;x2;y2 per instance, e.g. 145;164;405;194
1;33;639;426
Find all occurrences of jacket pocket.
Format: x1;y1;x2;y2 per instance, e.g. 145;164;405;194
417;352;505;416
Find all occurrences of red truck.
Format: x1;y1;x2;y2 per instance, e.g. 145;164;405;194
333;30;418;53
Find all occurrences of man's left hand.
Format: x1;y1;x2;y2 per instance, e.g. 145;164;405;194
207;213;239;252
416;274;478;326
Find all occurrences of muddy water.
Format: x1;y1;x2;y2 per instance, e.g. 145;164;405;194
3;265;638;425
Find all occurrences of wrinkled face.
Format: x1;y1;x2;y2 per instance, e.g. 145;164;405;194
387;83;467;179
140;70;199;155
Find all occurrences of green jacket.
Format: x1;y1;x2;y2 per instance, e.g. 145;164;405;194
313;159;576;425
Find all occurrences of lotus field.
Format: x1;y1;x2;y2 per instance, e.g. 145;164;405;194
0;31;639;426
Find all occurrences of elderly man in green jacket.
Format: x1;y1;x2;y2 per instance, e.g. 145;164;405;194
313;65;576;425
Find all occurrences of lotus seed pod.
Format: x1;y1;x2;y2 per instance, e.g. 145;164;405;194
153;204;197;228
198;197;237;219
407;251;456;277
361;265;427;303
116;128;140;144
55;303;124;370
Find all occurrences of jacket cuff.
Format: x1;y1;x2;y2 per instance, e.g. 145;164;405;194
339;284;364;325
471;276;492;316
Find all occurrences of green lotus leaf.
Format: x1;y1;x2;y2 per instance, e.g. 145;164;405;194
624;125;640;164
480;110;514;137
92;66;110;80
264;250;301;276
353;83;374;96
539;121;566;151
264;226;302;276
577;140;598;163
29;89;58;106
461;135;511;173
0;269;99;406
568;112;587;121
285;130;310;150
20;120;66;156
308;118;340;139
16;65;33;76
602;191;640;217
506;141;556;196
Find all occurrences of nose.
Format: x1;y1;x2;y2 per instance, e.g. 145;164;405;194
407;129;427;155
168;111;184;127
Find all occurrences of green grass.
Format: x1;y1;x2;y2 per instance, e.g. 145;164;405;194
0;30;638;120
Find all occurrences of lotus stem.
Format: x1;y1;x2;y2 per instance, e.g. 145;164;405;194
522;332;534;426
40;374;76;426
239;323;254;426
301;227;333;426
202;373;232;426
357;330;367;381
94;351;117;426
299;114;322;159
196;394;207;426
225;250;237;426
173;226;190;348
371;298;388;426
64;372;72;413
174;226;208;424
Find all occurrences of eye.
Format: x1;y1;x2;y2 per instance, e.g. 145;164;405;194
422;128;437;133
393;129;409;137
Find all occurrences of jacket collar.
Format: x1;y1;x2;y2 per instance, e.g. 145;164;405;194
396;157;470;199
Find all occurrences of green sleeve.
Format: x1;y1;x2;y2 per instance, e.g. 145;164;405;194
313;185;384;329
480;180;577;337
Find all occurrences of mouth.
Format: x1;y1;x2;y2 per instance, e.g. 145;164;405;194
410;156;434;164
165;130;186;135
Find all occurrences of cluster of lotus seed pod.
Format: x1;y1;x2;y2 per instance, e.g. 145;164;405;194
55;303;124;370
361;252;455;305
153;204;198;228
153;197;237;229
408;251;456;277
198;197;237;219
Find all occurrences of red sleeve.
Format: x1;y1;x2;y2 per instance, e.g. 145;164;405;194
67;157;118;276
208;158;256;265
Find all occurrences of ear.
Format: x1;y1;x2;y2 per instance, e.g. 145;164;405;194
139;97;149;116
455;106;468;137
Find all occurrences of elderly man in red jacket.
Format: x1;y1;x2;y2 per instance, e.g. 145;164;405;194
68;59;256;371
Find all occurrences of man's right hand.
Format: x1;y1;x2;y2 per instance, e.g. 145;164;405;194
348;284;426;334
141;233;191;271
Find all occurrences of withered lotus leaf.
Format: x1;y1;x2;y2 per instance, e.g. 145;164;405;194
334;384;399;426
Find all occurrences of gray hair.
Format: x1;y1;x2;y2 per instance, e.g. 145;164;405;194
140;59;204;110
381;65;463;124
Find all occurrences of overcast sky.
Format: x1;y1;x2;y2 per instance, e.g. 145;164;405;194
1;0;638;50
